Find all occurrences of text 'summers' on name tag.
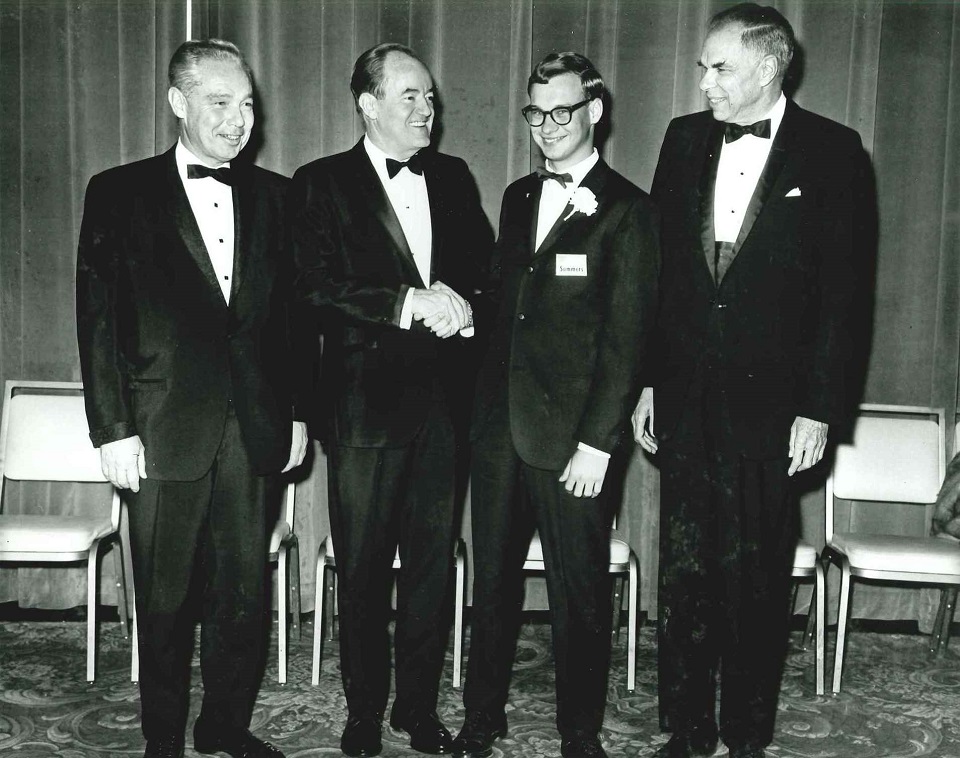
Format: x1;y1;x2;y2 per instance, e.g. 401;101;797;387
556;254;588;276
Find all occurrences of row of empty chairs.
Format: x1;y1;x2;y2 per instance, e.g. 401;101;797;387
0;380;639;688
1;381;957;696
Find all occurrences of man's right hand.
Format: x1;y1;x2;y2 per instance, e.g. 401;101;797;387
632;387;658;454
100;435;146;492
410;283;468;339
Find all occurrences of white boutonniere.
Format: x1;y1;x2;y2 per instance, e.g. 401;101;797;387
563;186;598;221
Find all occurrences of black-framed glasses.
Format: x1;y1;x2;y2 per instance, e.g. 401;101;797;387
521;98;592;127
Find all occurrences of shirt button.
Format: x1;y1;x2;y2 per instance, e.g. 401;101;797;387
219;238;224;243
518;313;525;321
528;266;534;273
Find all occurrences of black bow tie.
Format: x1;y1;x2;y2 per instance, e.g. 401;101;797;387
385;154;423;178
187;164;234;185
724;119;771;143
536;167;574;188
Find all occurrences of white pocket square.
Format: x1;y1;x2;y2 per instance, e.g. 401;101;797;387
785;187;801;197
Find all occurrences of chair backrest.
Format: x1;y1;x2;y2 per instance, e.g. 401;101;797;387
0;380;106;483
825;403;945;542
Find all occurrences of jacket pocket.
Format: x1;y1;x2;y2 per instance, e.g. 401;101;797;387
128;378;168;391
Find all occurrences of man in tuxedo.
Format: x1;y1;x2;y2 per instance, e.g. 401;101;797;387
289;43;491;758
76;39;306;758
453;52;659;758
631;5;867;758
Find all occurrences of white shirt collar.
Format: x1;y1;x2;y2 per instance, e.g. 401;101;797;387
545;148;599;187
363;136;423;180
175;139;230;182
756;92;787;141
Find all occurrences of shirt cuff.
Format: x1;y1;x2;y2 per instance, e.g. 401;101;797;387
399;288;415;330
577;441;610;459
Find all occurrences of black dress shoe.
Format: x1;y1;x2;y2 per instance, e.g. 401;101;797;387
560;733;608;757
340;715;383;757
144;735;184;758
193;725;284;758
389;709;456;754
451;711;508;757
655;725;719;758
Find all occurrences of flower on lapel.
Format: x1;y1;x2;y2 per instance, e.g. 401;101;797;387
563;186;598;220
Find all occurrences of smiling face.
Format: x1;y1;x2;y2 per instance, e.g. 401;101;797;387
527;72;601;172
698;23;779;125
168;57;253;166
360;52;434;160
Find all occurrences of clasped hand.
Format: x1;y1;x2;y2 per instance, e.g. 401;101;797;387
411;281;468;339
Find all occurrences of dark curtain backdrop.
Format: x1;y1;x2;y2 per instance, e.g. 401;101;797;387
1;0;959;632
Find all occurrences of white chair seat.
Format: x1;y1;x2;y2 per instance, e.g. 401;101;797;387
269;520;290;554
832;533;960;575
793;540;818;569
524;533;630;564
0;380;131;683
0;515;114;553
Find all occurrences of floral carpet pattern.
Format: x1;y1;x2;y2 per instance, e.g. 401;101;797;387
0;617;959;757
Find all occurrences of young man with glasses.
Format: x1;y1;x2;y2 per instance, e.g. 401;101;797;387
452;51;660;758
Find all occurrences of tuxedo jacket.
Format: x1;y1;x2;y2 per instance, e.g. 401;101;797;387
650;99;868;457
289;139;492;448
76;146;296;480
472;159;660;470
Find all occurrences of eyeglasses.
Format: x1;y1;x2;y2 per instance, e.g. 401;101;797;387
521;98;593;127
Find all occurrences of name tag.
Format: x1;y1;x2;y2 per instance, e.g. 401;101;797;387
556;254;587;276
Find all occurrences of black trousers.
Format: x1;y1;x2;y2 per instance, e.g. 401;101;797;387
657;381;798;750
464;403;614;737
326;400;457;719
126;411;277;741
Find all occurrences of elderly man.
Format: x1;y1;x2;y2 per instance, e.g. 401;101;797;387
77;39;306;758
289;43;491;758
632;5;867;758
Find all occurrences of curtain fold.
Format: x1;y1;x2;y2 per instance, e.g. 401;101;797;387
1;0;958;630
0;0;181;609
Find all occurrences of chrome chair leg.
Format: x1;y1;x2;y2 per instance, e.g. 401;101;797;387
832;561;852;694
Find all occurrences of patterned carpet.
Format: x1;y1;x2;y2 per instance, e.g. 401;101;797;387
1;615;959;757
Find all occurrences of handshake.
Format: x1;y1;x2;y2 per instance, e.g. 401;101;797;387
411;281;472;339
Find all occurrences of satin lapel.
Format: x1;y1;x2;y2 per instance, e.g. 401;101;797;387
533;160;611;259
422;154;441;284
732;104;795;256
528;179;544;255
229;164;253;301
165;151;223;297
698;123;724;283
352;142;424;287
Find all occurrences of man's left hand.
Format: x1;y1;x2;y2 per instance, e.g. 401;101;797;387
559;448;609;498
282;421;308;473
788;416;828;476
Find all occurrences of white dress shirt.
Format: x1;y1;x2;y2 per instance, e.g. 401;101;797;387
364;137;437;331
714;93;787;243
175;141;235;303
534;148;608;461
535;149;600;251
